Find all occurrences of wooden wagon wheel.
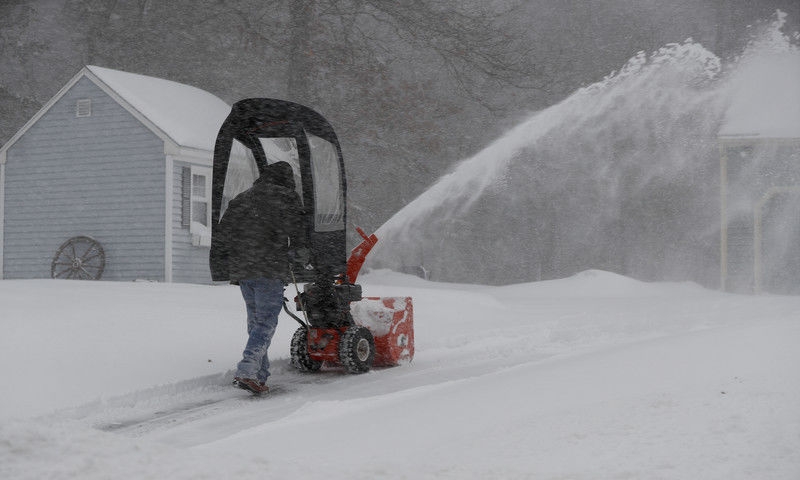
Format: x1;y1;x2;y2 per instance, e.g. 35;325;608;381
51;236;106;280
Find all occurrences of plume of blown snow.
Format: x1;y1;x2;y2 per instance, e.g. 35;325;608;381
369;11;799;287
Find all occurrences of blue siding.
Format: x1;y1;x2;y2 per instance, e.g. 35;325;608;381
3;77;166;280
171;161;212;284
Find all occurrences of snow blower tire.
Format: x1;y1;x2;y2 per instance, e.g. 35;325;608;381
290;327;322;372
339;325;375;374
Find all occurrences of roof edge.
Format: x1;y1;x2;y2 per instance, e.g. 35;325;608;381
719;135;800;145
0;67;89;160
83;66;179;151
0;66;181;162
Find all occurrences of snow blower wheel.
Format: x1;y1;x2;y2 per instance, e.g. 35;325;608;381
339;325;375;374
290;327;322;372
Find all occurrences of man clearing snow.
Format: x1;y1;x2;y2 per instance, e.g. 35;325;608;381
211;161;307;395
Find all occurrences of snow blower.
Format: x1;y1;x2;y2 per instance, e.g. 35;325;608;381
210;98;414;374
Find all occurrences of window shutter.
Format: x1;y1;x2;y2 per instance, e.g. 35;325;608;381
181;166;191;227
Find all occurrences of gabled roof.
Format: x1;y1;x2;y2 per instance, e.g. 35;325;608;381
1;65;231;159
719;51;800;140
86;66;230;151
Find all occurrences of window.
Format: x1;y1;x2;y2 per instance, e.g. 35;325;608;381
259;137;301;197
308;133;344;232
182;165;212;247
191;172;209;226
221;139;258;217
76;99;92;117
221;138;303;217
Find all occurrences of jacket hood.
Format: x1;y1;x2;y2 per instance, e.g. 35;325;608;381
256;161;296;191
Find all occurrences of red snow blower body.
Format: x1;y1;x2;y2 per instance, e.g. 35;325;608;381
210;99;414;374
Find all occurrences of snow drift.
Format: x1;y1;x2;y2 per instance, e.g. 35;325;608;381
1;271;799;479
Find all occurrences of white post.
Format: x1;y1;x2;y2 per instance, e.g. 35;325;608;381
164;154;174;283
0;158;5;279
719;144;727;291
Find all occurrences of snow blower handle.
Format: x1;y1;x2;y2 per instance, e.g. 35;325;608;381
287;265;310;328
346;227;378;284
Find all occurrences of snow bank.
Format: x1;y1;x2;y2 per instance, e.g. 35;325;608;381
0;280;249;419
1;271;799;479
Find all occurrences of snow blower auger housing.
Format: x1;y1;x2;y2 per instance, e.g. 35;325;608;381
210;98;414;374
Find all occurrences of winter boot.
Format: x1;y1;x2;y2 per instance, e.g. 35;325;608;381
233;377;269;395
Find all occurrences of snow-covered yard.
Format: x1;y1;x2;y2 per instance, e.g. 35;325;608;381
1;270;798;479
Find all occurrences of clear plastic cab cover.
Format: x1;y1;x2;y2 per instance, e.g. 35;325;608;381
219;133;342;232
220;138;301;217
308;133;344;232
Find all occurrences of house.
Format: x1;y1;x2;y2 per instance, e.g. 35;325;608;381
0;65;232;283
718;51;800;294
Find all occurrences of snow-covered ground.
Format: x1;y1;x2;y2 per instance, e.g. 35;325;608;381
1;269;798;479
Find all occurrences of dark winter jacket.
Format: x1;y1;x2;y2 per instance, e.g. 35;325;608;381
210;161;307;283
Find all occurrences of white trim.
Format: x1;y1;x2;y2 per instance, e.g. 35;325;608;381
0;66;183;157
719;144;727;291
0;69;88;157
0;162;5;279
165;142;213;166
165;155;174;282
189;164;212;247
83;68;180;151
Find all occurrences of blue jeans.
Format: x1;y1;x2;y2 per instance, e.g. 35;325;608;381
235;278;284;383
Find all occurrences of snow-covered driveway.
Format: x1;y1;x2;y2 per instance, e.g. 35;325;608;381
2;270;799;479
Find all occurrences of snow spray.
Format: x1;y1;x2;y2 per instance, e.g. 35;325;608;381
369;11;800;289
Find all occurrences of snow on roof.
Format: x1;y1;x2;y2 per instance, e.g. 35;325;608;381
719;51;800;140
87;65;230;151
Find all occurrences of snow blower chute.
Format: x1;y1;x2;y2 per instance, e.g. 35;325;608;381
209;98;414;374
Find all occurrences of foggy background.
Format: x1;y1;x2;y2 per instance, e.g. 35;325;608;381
1;0;798;288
